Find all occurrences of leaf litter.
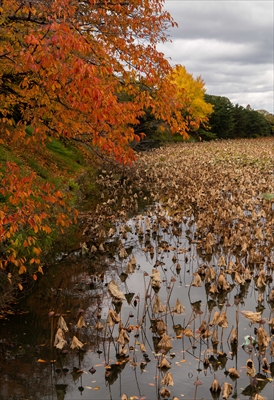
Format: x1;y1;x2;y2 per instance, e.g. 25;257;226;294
2;138;274;399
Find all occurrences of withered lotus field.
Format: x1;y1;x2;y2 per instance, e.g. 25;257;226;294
1;138;274;400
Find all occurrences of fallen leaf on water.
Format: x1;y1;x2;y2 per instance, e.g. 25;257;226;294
85;386;92;389
37;359;47;363
93;386;100;390
149;383;155;386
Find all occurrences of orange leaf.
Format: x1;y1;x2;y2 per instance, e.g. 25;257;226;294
38;265;44;274
19;265;27;274
33;247;42;256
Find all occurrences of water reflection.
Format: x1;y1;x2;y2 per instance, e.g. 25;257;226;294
1;203;274;400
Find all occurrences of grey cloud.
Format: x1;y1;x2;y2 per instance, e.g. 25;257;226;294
159;0;274;112
165;1;273;44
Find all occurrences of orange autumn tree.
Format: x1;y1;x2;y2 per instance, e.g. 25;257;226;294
0;0;189;289
169;65;213;133
0;0;189;161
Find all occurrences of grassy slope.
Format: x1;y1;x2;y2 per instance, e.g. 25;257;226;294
0;136;98;204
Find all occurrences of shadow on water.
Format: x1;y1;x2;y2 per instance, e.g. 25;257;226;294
1;204;274;400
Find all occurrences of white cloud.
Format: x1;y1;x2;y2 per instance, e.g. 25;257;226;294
159;0;274;113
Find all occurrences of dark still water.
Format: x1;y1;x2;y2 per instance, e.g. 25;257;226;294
1;205;274;400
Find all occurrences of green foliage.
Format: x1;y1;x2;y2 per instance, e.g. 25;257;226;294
261;193;274;200
46;139;85;172
264;113;274;133
202;95;235;139
197;129;217;141
24;157;50;179
199;95;273;140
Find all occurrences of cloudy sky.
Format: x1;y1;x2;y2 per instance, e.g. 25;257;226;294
158;0;274;113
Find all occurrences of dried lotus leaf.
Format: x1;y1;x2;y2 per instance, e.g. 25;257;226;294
106;309;121;326
217;271;230;291
241;310;262;323
230;328;238;343
95;321;104;331
70;335;84;349
153;295;166;314
125;262;135;274
119;346;128;356
160;387;171;398
210;311;220;326
270;341;274;356
173;298;185;314
217;311;228;328
116;328;130;346
234;271;245;285
222;382;233;400
157;333;172;352
210;379;221;392
161;372;174;386
150;269;162;290
57;316;69;332
218;256;226;267
262;357;269;370
209;284;218;294
54;328;67;350
119;247;128;258
257;326;270;349
211;328;219;345
246;358;256;377
108;280;125;301
183;328;193;337
192;273;202;287
205;266;216;283
156;319;167;335
228;367;240;378
203;329;212;338
158;356;171;370
140;343;146;352
76;315;86;329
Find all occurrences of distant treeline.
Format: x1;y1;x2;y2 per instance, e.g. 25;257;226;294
197;94;274;141
133;94;274;148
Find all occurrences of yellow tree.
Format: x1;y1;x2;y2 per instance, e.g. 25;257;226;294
169;65;213;132
0;0;189;163
0;1;190;286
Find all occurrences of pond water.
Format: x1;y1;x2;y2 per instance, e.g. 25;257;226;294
1;203;274;400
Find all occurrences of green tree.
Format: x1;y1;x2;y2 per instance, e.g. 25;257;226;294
201;95;235;139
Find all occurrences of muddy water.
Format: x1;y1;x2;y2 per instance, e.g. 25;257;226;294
1;207;274;400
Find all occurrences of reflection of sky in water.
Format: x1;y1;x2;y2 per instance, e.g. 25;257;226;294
80;213;273;400
1;209;273;400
